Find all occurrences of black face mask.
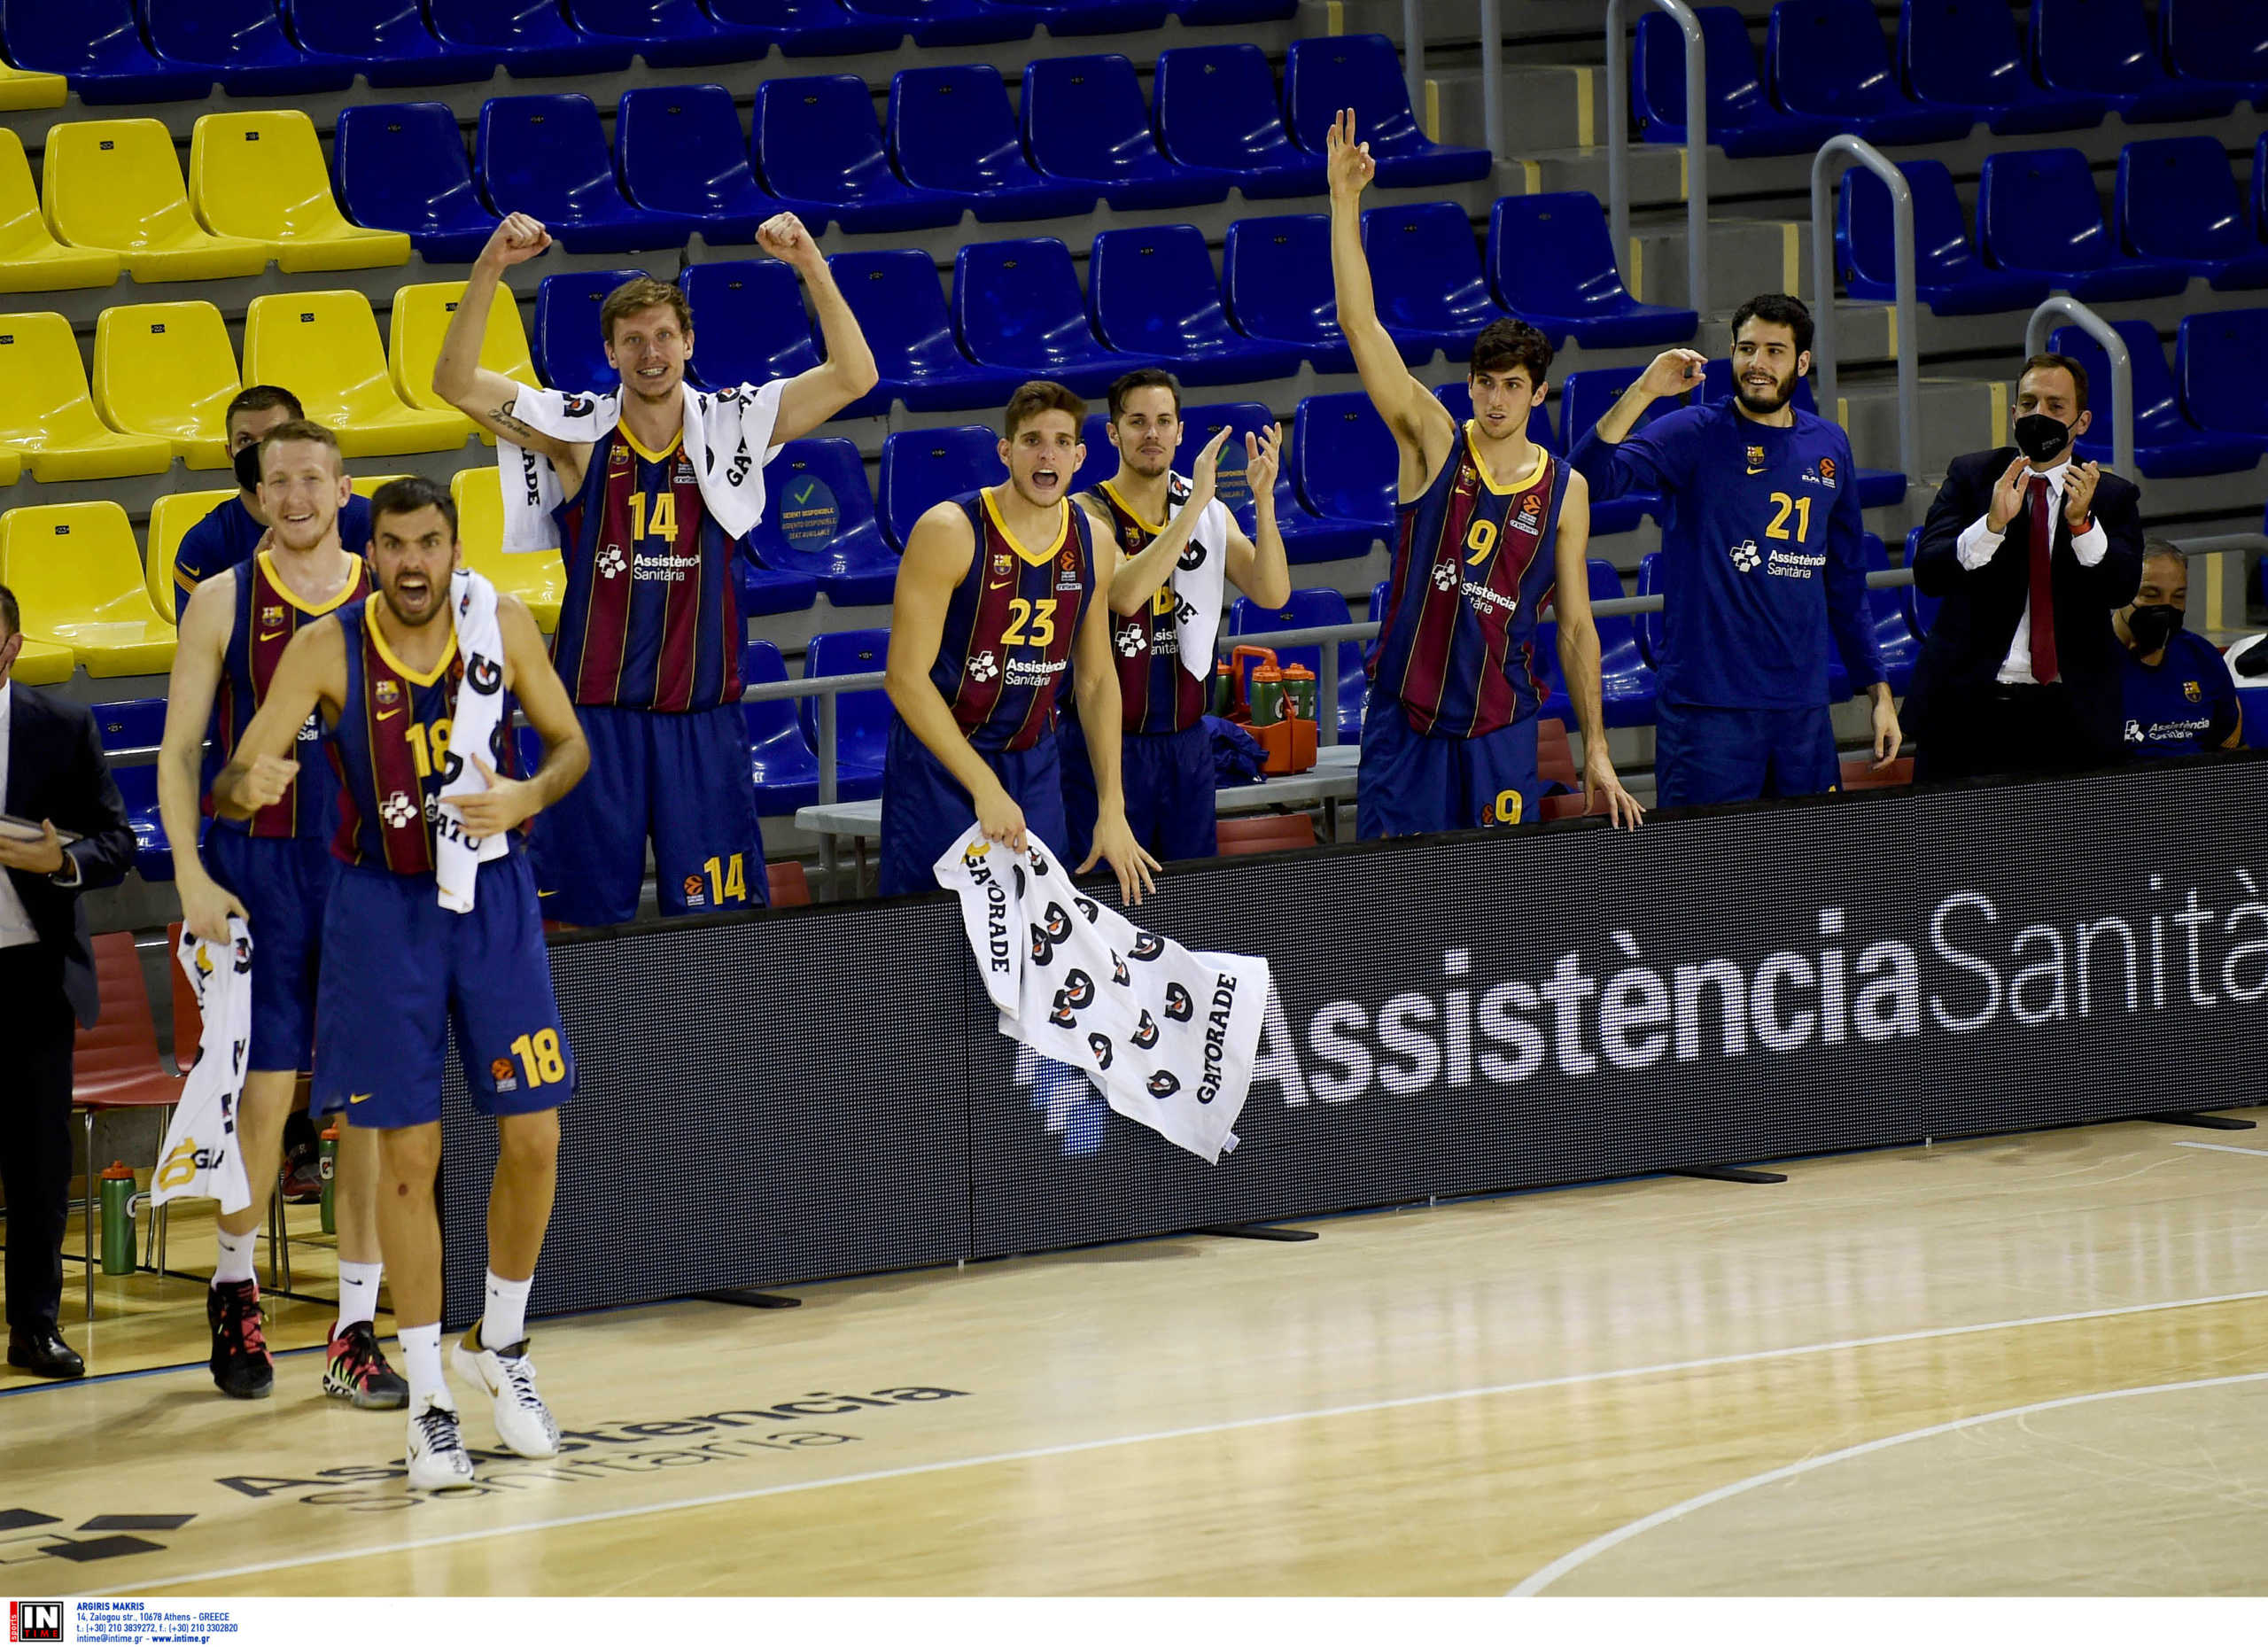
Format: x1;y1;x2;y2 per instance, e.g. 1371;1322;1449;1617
2126;603;2182;655
232;443;264;492
2012;413;2074;465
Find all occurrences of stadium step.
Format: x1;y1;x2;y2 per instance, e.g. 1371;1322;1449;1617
1620;213;1813;310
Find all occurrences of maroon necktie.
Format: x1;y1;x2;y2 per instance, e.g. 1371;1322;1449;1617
2027;474;2058;684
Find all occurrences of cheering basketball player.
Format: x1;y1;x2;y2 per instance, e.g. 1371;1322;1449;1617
158;421;402;1408
434;212;877;926
213;477;590;1491
1060;368;1293;866
881;380;1159;904
1326;111;1642;835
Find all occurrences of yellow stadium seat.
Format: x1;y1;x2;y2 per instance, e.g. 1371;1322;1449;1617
352;473;410;498
43;120;270;284
8;636;77;685
388;282;539;448
93;301;241;470
243;291;472;458
189;111;412;276
146;487;236;617
0;130;120;293
451;466;564;634
0;447;23;487
0;312;175;481
0;501;177;676
0;64;66;113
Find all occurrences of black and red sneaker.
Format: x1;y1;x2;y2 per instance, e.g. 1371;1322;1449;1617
207;1278;273;1400
323;1320;408;1410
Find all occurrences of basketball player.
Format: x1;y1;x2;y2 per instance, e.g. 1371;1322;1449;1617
880;380;1159;904
158;421;401;1408
212;476;590;1490
1327;111;1642;835
1569;295;1897;807
433;211;877;926
1060;368;1293;866
173;386;375;619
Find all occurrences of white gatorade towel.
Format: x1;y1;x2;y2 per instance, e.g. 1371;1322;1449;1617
153;919;255;1214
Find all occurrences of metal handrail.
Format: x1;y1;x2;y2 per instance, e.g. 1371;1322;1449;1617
1605;0;1707;318
2024;296;2137;485
1480;0;1505;161
1402;0;1425;128
1812;136;1920;502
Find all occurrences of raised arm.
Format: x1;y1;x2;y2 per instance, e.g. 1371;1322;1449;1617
432;215;585;474
1568;348;1706;503
159;573;246;939
763;216;880;444
1105;430;1231;616
212;620;345;821
1547;470;1640;828
1070;508;1158;902
1222;423;1292;610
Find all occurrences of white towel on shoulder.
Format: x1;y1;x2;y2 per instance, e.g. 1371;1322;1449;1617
435;567;510;913
153;920;255;1215
1161;470;1233;687
498;379;787;553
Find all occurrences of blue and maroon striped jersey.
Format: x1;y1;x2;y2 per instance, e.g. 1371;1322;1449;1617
1370;424;1567;739
330;598;521;876
551;427;742;714
203;550;369;841
929;489;1095;753
1091;479;1208;736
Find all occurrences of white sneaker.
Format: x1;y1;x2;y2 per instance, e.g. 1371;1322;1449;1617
406;1394;477;1491
453;1329;560;1459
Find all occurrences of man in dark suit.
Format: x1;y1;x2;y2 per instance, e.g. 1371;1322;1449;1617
0;584;136;1379
1905;353;2145;781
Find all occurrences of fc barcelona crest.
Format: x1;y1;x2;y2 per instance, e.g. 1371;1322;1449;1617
374;678;400;707
1123;526;1142;548
1747;445;1767;469
992;553;1012;578
260;603;286;628
2185;680;2202;702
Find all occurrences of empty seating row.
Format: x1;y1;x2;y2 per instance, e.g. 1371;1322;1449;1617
1636;0;2261;159
2050;311;2268;478
3;0;1296;103
1837;136;2268;317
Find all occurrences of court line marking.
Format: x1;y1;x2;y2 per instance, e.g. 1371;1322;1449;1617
1506;1367;2268;1596
75;1283;2268;1597
2172;1140;2268;1159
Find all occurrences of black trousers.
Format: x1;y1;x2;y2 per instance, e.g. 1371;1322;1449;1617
0;944;75;1332
1915;682;2109;783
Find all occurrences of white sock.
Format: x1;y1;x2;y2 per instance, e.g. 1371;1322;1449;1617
337;1261;383;1331
213;1226;258;1287
482;1271;532;1350
399;1323;447;1410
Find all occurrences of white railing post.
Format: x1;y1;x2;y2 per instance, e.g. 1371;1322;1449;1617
1402;0;1425;132
1605;0;1707;317
1480;0;1505;161
2026;296;2138;486
1812;135;1920;503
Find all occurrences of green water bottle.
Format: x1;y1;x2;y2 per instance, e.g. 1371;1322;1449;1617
100;1161;136;1276
319;1123;339;1236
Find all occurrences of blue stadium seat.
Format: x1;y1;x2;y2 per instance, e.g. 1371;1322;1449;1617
1087;225;1303;387
284;0;500;87
617;85;790;245
1900;527;1939;642
563;0;773;66
1693;361;1906;509
2050;316;2263;478
887;66;1099;224
1022;55;1231;212
1223;215;1366;374
1634;551;1666;669
878;425;1007;550
1764;0;1974;145
741;638;823;813
1292;392;1396;531
0;1;214;103
750;437;900;606
1838;159;2052;316
2032;0;2237;124
532;267;650;392
1362;203;1508;363
428;0;636;77
800;628;892;801
1432;383;1556;456
990;0;1169;34
1979;147;2190;303
734;557;822;616
837;0;1030;47
1578;558;1658;727
336;103;505;264
143;0;358;96
1857;532;1916;693
478;96;696;254
2159;0;2268;105
680;260;822;389
708;0;900;53
91;700;170;881
2115;137;2268;291
1635;6;1838;158
953;237;1161;398
1558;367;1664;536
1153;44;1327;199
753;74;966;234
1231;590;1363;742
1487;194;1698;349
2175;311;2268;443
1171;0;1294;16
1068;410;1115;498
1899;0;2106;134
1178;400;1373;566
828;249;1027;416
1282;35;1493;188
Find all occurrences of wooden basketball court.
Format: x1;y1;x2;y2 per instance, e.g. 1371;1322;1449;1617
7;1112;2267;1596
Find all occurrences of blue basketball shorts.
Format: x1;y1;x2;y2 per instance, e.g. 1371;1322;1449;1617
1653;698;1840;808
878;717;1066;899
313;852;574;1130
201;824;338;1078
1058;719;1217;866
1356;693;1541;839
528;702;764;928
